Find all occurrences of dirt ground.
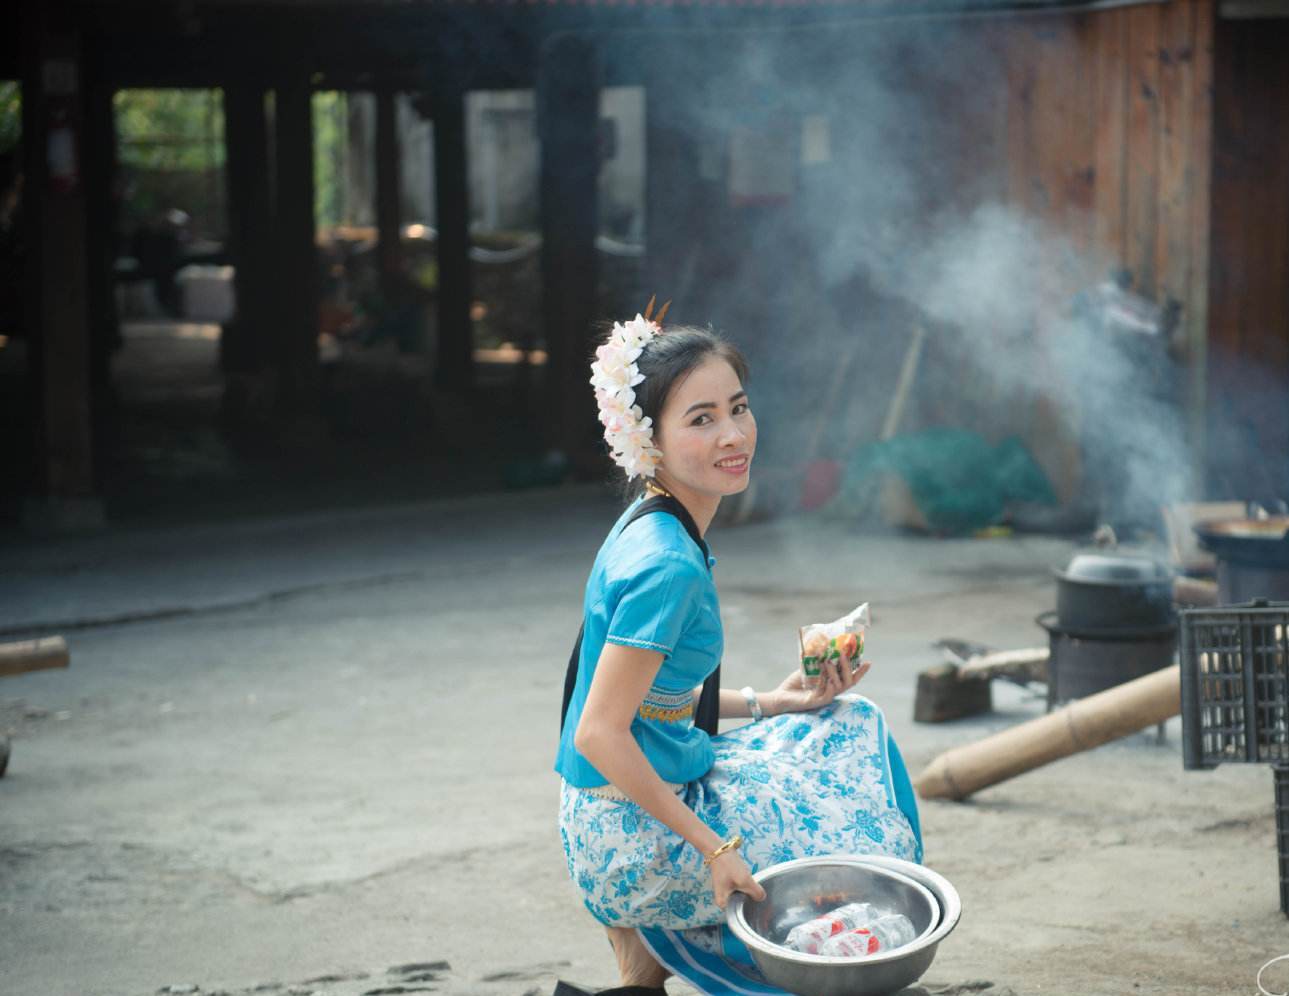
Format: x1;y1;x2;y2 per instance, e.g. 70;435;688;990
0;486;1282;996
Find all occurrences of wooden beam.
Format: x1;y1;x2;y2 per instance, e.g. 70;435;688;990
1124;3;1161;295
1044;16;1094;243
375;88;403;303
222;83;273;377
1154;0;1193;317
82;61;119;434
643;70;690;309
1002;22;1038;219
1091;7;1129;268
272;76;320;412
22;6;104;529
1187;0;1215;490
431;78;474;389
538;33;600;463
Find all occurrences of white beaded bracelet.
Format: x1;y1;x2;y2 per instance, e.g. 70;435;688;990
740;685;764;722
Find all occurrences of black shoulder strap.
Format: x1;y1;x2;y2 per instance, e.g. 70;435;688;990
560;495;721;737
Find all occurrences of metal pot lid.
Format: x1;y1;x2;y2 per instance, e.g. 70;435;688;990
1194;516;1289;543
1055;551;1172;585
1194;516;1289;566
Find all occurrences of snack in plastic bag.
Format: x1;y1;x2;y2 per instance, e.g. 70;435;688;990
798;603;869;689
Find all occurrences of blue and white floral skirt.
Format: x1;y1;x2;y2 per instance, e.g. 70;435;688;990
558;694;923;995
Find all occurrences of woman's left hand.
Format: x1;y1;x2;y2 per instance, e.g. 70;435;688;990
766;658;871;716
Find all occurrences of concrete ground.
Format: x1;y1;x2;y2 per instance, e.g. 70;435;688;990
0;486;1280;996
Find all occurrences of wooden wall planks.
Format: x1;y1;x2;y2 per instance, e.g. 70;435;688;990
992;2;1214;309
1207;14;1289;496
1124;2;1163;296
1154;0;1195;315
1186;3;1215;459
987;1;1220;484
1091;8;1129;269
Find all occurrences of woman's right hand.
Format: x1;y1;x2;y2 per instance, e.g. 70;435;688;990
709;851;767;910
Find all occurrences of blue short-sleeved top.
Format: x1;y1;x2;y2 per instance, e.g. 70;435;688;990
555;498;723;787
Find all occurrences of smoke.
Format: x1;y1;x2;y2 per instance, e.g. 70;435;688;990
627;20;1204;526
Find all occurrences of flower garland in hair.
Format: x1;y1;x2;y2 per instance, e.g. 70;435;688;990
590;297;671;479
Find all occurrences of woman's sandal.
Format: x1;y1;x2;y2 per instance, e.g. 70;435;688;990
553;984;666;996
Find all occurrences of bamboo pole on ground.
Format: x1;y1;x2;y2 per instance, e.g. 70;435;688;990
0;637;70;678
914;664;1180;801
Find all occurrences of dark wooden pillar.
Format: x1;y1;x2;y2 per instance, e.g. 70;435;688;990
643;67;695;311
21;4;104;529
432;78;473;389
222;83;273;379
272;76;319;414
538;34;600;464
375;88;403;302
82;68;118;430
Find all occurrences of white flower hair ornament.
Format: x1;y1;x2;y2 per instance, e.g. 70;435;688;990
590;296;671;479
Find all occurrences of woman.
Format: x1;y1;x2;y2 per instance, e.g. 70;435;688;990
555;309;922;995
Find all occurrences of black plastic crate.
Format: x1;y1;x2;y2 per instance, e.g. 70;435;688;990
1180;600;1289;916
1180;601;1289;769
1278;768;1289;916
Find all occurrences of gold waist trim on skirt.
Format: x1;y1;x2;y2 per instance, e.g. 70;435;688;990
575;780;685;802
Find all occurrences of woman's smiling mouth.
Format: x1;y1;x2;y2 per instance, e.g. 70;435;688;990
715;455;750;474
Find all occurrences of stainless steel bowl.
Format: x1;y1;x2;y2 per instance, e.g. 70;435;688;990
733;864;939;951
727;856;962;996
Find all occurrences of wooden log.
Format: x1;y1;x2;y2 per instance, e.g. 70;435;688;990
0;637;70;678
914;664;993;724
880;324;927;443
1173;575;1219;607
914;664;1180;801
957;647;1050;683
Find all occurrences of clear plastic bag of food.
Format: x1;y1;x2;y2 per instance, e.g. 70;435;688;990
798;603;869;689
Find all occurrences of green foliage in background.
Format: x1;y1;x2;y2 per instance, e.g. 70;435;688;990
0;85;350;234
115;89;225;169
313;91;347;230
114;89;226;235
0;82;20;155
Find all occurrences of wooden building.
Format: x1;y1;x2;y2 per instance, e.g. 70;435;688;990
3;0;1288;526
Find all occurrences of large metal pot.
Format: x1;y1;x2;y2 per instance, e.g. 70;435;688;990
1053;550;1174;630
1193;516;1289;602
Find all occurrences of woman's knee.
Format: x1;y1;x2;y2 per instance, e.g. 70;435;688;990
606;926;670;987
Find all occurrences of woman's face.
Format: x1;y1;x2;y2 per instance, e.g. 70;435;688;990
653;355;756;501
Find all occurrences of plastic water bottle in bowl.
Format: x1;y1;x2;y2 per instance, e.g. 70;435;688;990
817;913;917;957
784;902;880;954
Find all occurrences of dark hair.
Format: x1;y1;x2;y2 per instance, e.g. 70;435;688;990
598;323;750;499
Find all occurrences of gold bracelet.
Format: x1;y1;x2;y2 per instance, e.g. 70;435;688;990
703;834;744;867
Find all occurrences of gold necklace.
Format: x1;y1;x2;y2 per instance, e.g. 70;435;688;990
644;479;674;500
